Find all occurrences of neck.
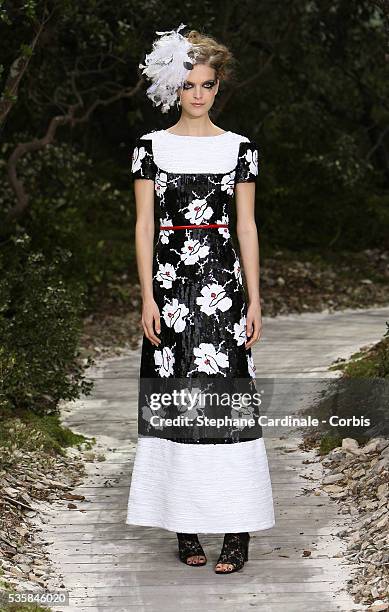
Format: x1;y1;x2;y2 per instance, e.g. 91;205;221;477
168;115;222;137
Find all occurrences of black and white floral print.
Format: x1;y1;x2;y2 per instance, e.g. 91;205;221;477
131;134;260;442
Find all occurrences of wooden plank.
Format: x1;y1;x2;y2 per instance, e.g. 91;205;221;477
65;603;353;612
59;466;327;480
54;482;322;492
69;598;357;607
41;520;343;533
47;547;346;563
65;593;356;612
49;498;335;510
68;580;358;597
45;509;340;526
44;533;338;546
41;558;353;573
48;568;355;588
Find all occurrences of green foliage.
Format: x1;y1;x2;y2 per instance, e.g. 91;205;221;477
258;97;381;249
0;138;134;304
223;1;389;250
0;410;92;462
1;1;388;253
330;321;389;378
0;575;51;612
304;322;389;453
0;233;94;415
319;432;344;455
0;562;52;610
0;604;50;612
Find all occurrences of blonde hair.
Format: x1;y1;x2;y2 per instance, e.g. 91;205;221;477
184;29;236;83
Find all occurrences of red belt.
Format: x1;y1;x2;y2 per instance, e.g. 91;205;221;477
160;223;229;230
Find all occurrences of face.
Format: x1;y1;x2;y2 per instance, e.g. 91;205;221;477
177;63;219;115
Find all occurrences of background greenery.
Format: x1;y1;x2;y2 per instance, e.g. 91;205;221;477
1;0;388;419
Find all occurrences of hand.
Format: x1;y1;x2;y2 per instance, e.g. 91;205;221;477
245;301;262;349
141;298;161;346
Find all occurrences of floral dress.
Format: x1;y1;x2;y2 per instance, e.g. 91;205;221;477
126;129;275;533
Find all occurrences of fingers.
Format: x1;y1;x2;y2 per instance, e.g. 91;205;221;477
155;313;161;335
245;316;262;349
143;319;161;346
142;312;161;346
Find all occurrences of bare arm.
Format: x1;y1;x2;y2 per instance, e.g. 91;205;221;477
235;181;262;349
134;179;161;346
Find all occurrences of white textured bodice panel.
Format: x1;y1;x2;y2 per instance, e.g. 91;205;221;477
141;129;249;174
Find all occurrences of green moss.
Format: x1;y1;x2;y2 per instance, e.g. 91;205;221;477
318;433;344;455
329;323;389;378
302;323;389;454
1;603;52;611
0;569;53;612
0;407;95;461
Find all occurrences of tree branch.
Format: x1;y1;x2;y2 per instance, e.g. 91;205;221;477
5;78;144;224
0;3;51;126
366;125;389;160
214;5;298;119
369;0;389;61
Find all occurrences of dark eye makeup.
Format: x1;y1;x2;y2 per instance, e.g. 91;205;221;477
183;80;216;90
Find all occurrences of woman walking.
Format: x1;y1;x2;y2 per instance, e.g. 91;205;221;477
126;24;275;573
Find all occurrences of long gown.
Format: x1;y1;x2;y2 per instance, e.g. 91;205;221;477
126;129;275;533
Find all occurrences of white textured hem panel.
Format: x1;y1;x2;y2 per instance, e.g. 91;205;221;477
126;437;275;534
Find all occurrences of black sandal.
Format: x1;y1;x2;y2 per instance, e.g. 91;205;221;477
214;532;250;574
176;533;207;566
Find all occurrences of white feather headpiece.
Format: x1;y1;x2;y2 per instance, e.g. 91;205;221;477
139;23;201;113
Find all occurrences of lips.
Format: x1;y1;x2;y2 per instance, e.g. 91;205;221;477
192;103;204;106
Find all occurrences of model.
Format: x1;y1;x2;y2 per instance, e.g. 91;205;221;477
126;23;275;574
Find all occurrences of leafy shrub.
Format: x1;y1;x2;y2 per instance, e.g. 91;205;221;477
0;137;134;308
0;233;94;416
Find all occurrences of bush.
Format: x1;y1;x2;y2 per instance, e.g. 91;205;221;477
0;137;135;309
0;233;94;416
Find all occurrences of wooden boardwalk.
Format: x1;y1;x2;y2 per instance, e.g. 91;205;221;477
43;305;389;611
